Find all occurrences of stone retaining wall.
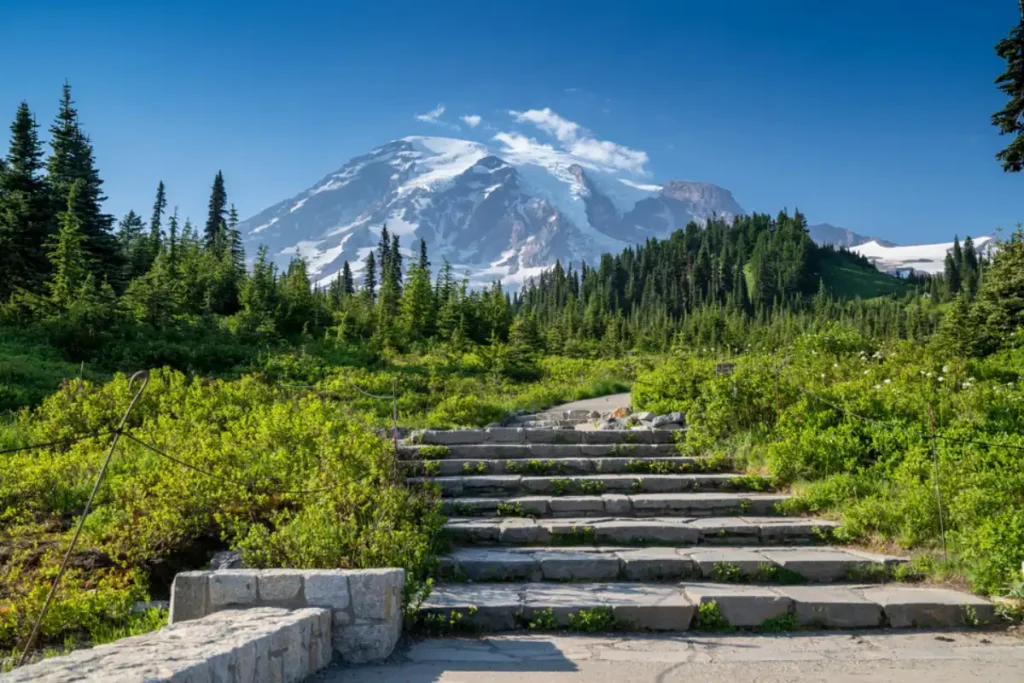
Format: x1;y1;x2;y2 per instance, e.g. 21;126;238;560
2;607;330;683
169;568;405;664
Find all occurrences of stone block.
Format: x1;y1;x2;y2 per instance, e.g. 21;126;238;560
336;624;402;663
168;571;210;624
304;572;351;610
486;427;526;443
612;591;695;631
349;568;404;621
419;430;485;445
782;586;883;628
258;569;305;603
536;551;620;580
690;549;769;579
500;519;543;544
684;584;793;627
862;587;995;628
761;549;865;582
516;496;551;516
208;570;257;609
457;550;540;581
618;548;695;580
603;493;632;515
550;496;605;515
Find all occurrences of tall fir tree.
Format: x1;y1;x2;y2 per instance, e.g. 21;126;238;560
149;180;166;259
227;203;244;272
993;1;1024;172
46;83;118;285
962;235;980;299
418;238;429;269
364;249;377;298
377;224;391;281
204;170;227;252
391;234;403;290
944;249;961;297
46;179;91;309
166;208;180;278
341;261;355;295
118;210;149;281
0;101;50;297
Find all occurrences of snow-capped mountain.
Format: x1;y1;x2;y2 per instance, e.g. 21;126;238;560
851;236;997;275
239;136;744;287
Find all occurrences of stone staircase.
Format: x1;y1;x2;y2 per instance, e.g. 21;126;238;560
403;425;995;632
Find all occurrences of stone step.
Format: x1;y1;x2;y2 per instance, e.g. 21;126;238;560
441;492;789;518
411;428;678;446
438;546;906;583
411;474;758;497
406;456;725;477
443;516;840;546
400;443;681;460
417;582;994;631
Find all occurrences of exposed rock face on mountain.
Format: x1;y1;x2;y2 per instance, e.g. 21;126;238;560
808;222;894;249
238;137;746;287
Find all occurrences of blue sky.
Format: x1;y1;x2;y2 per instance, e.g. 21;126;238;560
2;0;1020;244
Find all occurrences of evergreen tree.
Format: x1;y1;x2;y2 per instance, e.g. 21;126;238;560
391;234;404;289
418;238;429;269
118;210;149;281
962;235;980;299
399;258;434;343
279;258;316;335
364;250;377;298
46;179;91;309
0;101;50;297
376;248;400;345
204;171;227;252
227;203;244;272
149;180;166;259
944;248;961;296
45;83;118;284
972;224;1024;350
239;245;278;333
377;225;391;281
166;208;180;278
993;2;1024;172
341;261;355;295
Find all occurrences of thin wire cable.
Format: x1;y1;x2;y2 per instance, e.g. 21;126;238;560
18;371;150;666
0;430;116;455
122;432;346;496
279;373;395;401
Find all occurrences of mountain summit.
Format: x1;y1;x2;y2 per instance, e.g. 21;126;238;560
238;136;744;286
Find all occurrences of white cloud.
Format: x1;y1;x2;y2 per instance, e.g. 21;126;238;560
510;108;579;143
461;114;482;128
504;107;648;174
415;104;447;124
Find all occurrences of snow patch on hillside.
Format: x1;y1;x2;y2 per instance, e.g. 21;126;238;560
852;236;995;275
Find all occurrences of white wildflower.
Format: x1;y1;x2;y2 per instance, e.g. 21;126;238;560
874;384;882;390
938;377;945;382
884;379;892;385
942;365;949;373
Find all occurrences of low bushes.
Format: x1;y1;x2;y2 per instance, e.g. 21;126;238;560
633;324;1024;594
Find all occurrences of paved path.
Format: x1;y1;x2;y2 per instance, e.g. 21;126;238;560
539;392;632;416
315;630;1024;682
